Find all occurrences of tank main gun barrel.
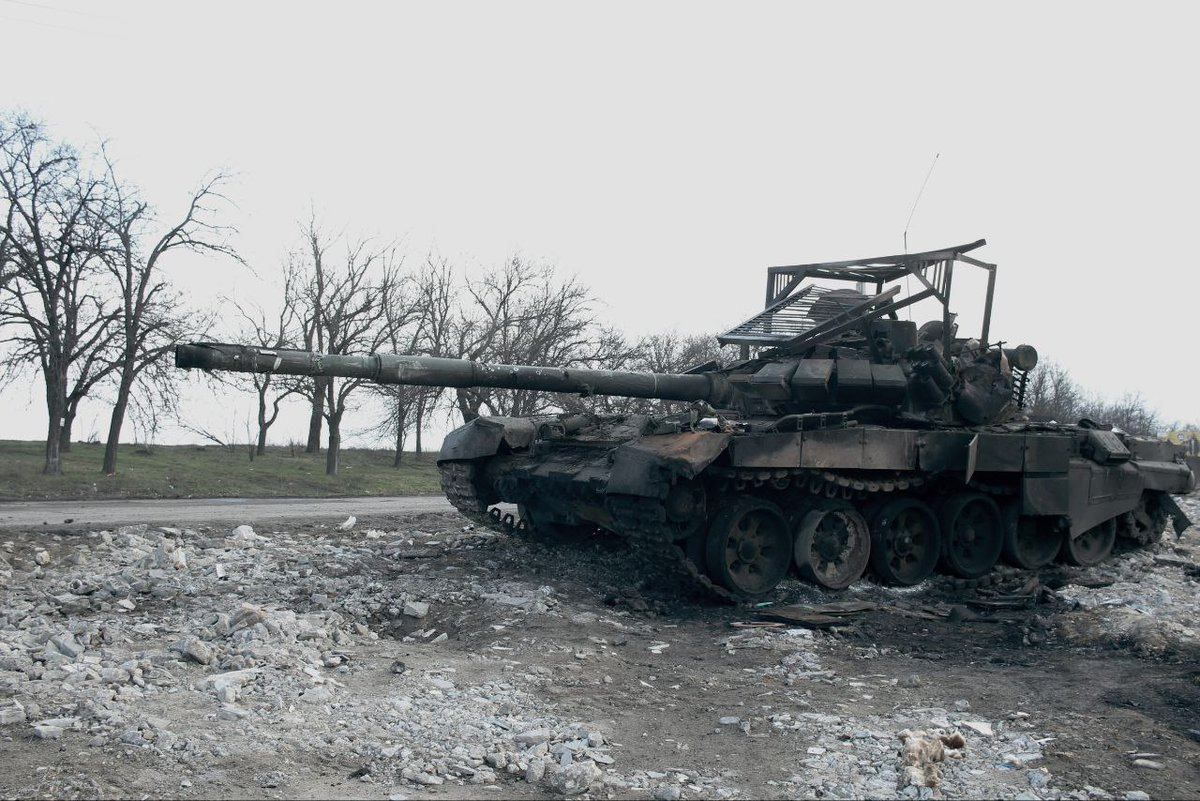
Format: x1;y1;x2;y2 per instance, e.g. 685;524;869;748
175;342;730;404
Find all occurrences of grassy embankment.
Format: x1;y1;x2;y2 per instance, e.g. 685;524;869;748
0;440;442;501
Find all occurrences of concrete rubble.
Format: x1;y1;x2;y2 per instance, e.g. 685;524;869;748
0;495;1196;799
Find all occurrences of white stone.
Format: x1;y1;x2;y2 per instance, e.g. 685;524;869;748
170;636;213;665
99;667;131;683
515;728;551;746
525;758;547;783
403;601;430;619
218;703;249;720
653;785;682;801
51;634;84;659
547;762;600;796
958;720;993;737
0;706;26;726
32;723;63;739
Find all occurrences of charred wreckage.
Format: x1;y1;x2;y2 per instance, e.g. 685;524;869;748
176;240;1195;600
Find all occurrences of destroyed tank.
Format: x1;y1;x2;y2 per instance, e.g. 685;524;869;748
175;240;1195;599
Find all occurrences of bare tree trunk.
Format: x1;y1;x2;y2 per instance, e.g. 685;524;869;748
256;386;269;457
102;368;135;475
306;378;325;453
414;397;424;455
43;372;65;475
60;408;75;454
393;400;407;467
456;389;480;422
44;417;63;474
325;416;341;476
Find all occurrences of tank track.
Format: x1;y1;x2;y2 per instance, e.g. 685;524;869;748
439;462;523;532
603;494;738;603
706;466;924;498
440;462;735;601
441;461;1169;600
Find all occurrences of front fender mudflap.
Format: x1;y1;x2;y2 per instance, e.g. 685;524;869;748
438;417;537;462
607;431;732;498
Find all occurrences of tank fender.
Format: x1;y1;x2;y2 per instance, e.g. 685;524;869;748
1136;460;1196;493
438;416;537;462
1066;459;1142;538
607;431;733;498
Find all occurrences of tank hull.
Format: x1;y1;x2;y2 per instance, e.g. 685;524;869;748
438;415;1196;599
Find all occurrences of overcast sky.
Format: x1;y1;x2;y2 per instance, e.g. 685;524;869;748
3;1;1198;448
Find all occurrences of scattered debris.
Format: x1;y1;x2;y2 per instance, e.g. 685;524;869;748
0;494;1194;799
898;729;966;789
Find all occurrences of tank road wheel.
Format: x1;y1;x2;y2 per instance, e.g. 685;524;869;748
937;492;1003;579
705;498;791;598
1001;508;1062;570
869;498;941;586
1061;518;1116;566
793;500;871;590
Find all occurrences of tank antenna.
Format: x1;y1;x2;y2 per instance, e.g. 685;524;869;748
903;152;940;254
901;152;940;318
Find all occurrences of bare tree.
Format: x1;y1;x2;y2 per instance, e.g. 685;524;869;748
566;330;731;416
232;270;304;456
1025;360;1083;424
0;113;119;473
409;256;455;453
291;226;403;475
292;215;331;454
1025;359;1161;436
447;257;617;421
1081;392;1161;437
373;255;456;465
96;156;239;475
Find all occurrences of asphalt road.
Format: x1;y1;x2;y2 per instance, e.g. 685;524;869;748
0;496;454;530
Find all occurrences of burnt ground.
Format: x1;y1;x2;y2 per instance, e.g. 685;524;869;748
0;499;1198;800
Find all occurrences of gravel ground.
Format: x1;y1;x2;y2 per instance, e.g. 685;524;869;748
0;494;1197;800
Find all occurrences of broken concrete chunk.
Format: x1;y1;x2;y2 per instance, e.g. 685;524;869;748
169;636;213;665
402;601;430;619
0;705;26;726
32;723;63;739
546;761;600;796
515;728;551;746
653;785;682;801
51;633;84;659
525;758;547;783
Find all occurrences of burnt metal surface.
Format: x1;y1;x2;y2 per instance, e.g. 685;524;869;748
175;239;1196;599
